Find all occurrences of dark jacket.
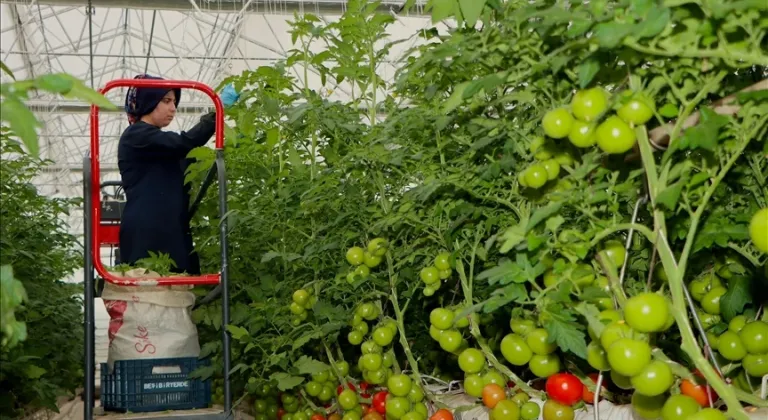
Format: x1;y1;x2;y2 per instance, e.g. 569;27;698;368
117;112;216;274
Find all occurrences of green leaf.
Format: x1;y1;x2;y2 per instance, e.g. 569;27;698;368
634;6;670;39
0;96;40;156
659;103;678;118
720;276;751;322
656;181;684;211
62;76;118;110
292;330;324;350
593;22;633;49
543;308;588;360
431;0;456;23
526;202;563;231
459;0;486;27
294;355;330;375
482;284;527;312
442;81;470;114
269;372;305;390
477;260;520;285
545;215;565;233
499;223;526;253
25;365;47;379
35;74;75;94
577;58;600;88
226;324;249;341
266;128;280;148
673;107;730;152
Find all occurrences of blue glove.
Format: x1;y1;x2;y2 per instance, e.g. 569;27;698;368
220;84;240;108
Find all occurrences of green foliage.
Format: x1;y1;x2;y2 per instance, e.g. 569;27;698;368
0;62;114;417
0;134;83;417
183;0;766;417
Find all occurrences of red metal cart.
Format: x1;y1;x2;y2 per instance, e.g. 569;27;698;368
83;79;231;419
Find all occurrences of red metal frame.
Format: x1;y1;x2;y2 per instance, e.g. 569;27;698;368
90;79;224;286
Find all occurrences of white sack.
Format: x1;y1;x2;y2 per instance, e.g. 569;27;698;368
101;268;200;370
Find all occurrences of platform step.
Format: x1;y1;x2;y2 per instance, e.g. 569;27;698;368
94;408;230;420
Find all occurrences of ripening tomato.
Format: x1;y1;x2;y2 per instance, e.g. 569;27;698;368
429;408;453;420
581;373;603;404
545;373;583;406
481;383;506;408
680;378;718;407
311;415;326;420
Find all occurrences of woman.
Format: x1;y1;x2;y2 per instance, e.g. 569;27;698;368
117;74;239;274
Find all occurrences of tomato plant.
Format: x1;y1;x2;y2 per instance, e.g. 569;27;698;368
170;1;768;419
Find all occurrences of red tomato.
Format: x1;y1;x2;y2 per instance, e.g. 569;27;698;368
337;382;357;395
277;408;286;420
680;378;718;407
430;408;454;420
545;373;584;406
372;391;388;414
311;415;325;420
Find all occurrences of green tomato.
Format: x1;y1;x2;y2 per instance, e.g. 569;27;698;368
385;397;410;420
420;266;440;285
292;289;310;306
354;321;369;335
599;321;633;350
434;252;452;270
700;286;726;315
571;87;608;122
430;308;455;330
348;331;364;346
624;292;670;333
541;399;574;420
526;328;556;355
338;389;358;410
717;331;747;361
509;319;536;337
742;353;768;377
599;240;626;268
388;374;413;397
408;385;424;403
630;360;674;397
528;354;561;378
617;95;654;125
749;208;768;253
568;120;597;148
542;108;574;139
728;315;748;333
739;320;768;354
483;370;506;386
363;252;382;268
631;393;665;420
458;348;486;373
586;340;610;371
596;116;637;154
606;338;652;377
688;273;722;302
362;353;383;371
520;402;540;420
346;247;365;265
342;413;361;420
429;325;443;341
500;334;533;366
524;164;549;189
290;302;306;315
610;370;633;390
336;361;350;377
588;309;622;341
660;394;701;420
511;392;530;406
361;340;381;354
491;399;520;420
367;237;388;256
464;373;484;397
305;381;323;397
542;159;561;180
373;327;395;347
687;408;727;420
318;385;334;402
439;330;463;353
367;368;387;385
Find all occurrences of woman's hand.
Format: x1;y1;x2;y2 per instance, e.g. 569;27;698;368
220;84;240;108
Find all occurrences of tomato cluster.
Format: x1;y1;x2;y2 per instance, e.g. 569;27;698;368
304;368;341;404
382;374;429;420
540;87;655;158
419;252;454;296
518;137;575;191
345;238;388;284
289;288;318;326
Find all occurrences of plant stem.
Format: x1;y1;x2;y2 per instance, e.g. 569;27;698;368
637;126;750;419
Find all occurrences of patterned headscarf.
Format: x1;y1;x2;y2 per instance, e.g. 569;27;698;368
124;74;182;125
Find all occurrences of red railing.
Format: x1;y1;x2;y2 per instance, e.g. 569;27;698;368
90;79;224;286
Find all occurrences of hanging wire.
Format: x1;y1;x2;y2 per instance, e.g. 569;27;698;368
143;11;157;74
87;0;95;88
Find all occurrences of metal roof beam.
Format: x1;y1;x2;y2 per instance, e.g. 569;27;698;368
0;0;427;16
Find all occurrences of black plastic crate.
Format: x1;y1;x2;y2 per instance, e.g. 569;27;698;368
101;357;211;413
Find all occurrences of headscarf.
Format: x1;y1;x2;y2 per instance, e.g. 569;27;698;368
124;74;182;125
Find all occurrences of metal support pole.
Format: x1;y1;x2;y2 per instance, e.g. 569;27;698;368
216;149;232;416
83;154;95;420
87;0;94;88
